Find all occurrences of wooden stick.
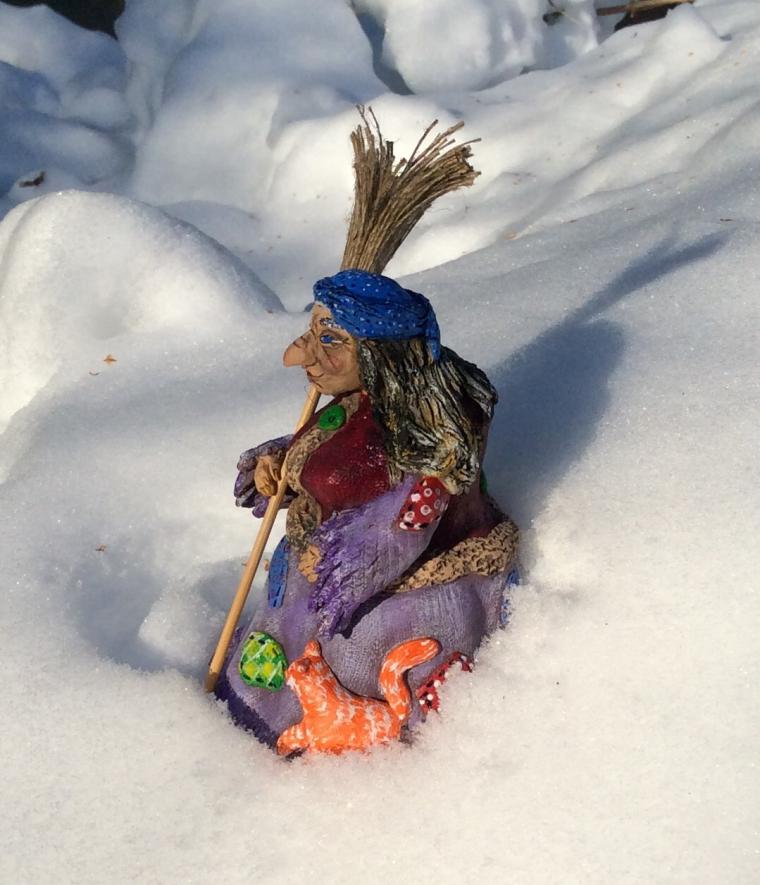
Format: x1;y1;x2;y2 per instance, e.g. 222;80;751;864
597;0;692;16
204;385;321;692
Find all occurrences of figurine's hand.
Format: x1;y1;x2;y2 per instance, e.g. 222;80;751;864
234;450;283;505
297;544;321;584
254;454;283;496
234;437;292;509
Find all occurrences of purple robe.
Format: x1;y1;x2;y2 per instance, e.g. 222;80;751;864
217;397;515;748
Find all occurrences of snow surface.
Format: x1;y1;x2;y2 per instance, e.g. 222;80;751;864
1;1;759;883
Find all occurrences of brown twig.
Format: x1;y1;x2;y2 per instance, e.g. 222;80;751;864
596;0;693;16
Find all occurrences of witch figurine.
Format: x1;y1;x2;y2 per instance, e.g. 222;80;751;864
209;112;519;754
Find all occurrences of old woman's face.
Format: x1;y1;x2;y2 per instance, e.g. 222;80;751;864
283;303;362;397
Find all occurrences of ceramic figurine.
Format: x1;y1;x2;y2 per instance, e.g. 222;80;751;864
214;268;519;754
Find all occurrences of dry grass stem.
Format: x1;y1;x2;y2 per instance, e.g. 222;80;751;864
341;106;480;274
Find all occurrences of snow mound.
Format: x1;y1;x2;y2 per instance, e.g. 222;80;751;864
122;0;380;209
0;3;123;93
0;191;280;430
356;0;599;92
0;3;131;198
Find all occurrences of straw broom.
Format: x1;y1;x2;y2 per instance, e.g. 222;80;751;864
205;107;479;692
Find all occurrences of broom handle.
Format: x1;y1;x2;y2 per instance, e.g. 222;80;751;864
204;385;321;692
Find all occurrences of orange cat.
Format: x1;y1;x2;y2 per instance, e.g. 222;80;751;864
276;637;440;755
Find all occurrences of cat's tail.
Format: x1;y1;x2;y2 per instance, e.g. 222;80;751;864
379;637;440;722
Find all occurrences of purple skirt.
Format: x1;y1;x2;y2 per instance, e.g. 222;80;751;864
215;549;510;748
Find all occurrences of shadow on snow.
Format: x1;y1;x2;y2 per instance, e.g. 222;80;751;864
487;231;728;526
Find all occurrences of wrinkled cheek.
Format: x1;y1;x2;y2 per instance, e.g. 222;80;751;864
309;351;335;377
324;353;343;373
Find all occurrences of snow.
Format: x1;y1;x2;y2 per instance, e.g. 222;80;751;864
1;1;759;883
0;3;130;202
354;0;600;91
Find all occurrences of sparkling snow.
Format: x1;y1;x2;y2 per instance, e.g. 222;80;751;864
1;1;758;883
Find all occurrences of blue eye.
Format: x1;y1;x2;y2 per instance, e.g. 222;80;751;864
319;333;336;345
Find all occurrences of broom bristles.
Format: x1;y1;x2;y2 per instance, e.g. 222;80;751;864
340;106;480;275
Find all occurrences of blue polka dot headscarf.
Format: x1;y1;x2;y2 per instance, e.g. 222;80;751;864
313;269;441;360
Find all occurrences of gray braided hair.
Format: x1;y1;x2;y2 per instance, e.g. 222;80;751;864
356;337;497;494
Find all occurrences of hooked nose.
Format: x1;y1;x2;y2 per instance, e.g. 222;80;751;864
283;332;314;368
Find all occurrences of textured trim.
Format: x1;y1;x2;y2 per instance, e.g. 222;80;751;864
284;392;363;552
391;518;519;592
